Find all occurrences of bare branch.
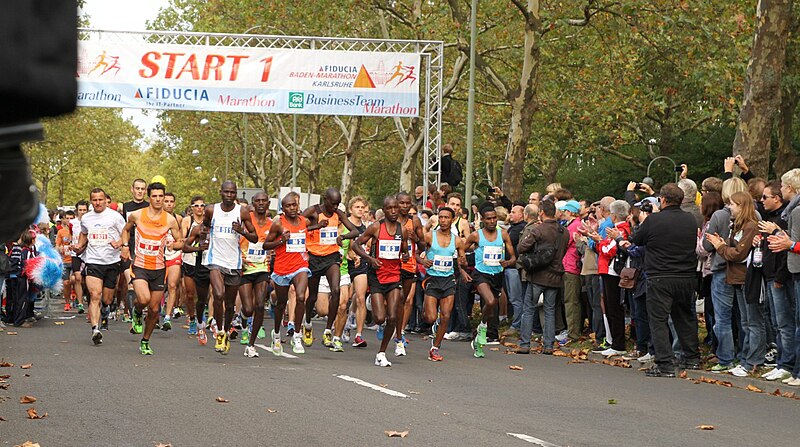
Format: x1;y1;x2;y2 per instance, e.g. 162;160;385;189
599;144;646;169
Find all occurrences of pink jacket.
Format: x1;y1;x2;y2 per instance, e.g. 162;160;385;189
562;218;582;275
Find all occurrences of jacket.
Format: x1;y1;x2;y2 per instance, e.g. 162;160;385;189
597;221;631;275
517;219;570;288
762;202;790;284
701;207;732;273
788;205;800;274
629;205;697;278
714;220;758;285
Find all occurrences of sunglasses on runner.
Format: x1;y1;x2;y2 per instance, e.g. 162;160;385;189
192;203;206;207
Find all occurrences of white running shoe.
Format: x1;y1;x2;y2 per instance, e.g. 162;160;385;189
766;368;791;381
271;329;282;356
243;345;259;358
600;348;626;357
637;353;654;363
444;331;459;340
374;352;392;367
729;365;749;377
394;340;407;357
292;334;305;354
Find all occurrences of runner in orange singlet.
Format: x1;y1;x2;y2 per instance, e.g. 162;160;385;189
264;192;328;355
120;182;183;355
395;192;426;354
301;188;362;349
238;192;273;358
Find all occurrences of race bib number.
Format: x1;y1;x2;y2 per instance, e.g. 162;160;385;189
483;245;504;266
286;232;306;253
136;237;162;257
88;228;110;246
378;239;401;259
432;255;453;272
246;242;268;263
320;226;338;245
407;239;415;255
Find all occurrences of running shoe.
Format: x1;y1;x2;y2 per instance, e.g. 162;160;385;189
322;331;334;348
139;340;153;355
243;345;259;358
342;328;351;344
352;335;367;348
63;303;71;312
101;316;108;331
122;313;131;323
374;352;392;367
377;324;384;341
77;303;85;314
257;327;266;339
130;311;143;334
432;318;439;336
188;320;198;335
232;314;243;330
197;325;207;346
292;334;305;354
476;324;488;346
240;328;251;345
428;347;443;362
92;329;103;345
710;363;733;373
286;322;296;337
172;307;185;319
222;331;231;354
214;333;225;352
471;338;485;358
161;316;172;331
228;327;239;341
271;329;282;356
401;334;409;348
394;339;407;357
330;338;344;352
302;325;313;347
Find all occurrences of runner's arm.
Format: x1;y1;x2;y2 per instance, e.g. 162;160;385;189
400;225;409;262
416;232;432;267
182;224;204;253
338;209;361;239
168;215;184;250
236;206;258;243
119;210;139;252
306;216;328;231
456;237;472;282
75;232;88;255
262;220;287;250
350;223;380;268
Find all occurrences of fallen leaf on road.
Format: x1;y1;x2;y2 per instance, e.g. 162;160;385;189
54;322;64;325
553;350;569;357
154;443;172;447
0;374;9;379
0;384;8;390
501;341;517;347
26;408;47;419
489;347;500;351
771;388;782;396
608;399;617;404
408;390;420;395
385;430;408;438
442;412;449;415
568;359;585;364
745;385;763;393
266;409;278;414
0;416;6;421
696;425;715;430
15;442;40;447
215;397;229;403
7;332;18;335
679;371;688;379
379;383;388;387
60;341;69;343
504;350;516;355
182;325;190;329
24;374;30;377
20;364;32;369
508;365;524;371
697;376;733;387
782;391;796;398
20;395;36;404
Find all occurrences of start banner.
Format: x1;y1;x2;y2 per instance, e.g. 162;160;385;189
76;41;421;117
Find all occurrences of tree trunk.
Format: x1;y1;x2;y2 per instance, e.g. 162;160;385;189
340;117;362;204
502;1;542;201
732;0;792;178
774;85;799;176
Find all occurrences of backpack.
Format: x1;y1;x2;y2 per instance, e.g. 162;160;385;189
519;225;564;273
448;159;463;187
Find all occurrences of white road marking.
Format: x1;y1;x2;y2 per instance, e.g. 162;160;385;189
334;374;410;398
507;433;560;447
254;343;298;359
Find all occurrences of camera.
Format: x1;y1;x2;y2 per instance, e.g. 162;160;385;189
674;166;683;173
640;202;653;213
487;186;495;195
635;183;642;190
734;159;740;166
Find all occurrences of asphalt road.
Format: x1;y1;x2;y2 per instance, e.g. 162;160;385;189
1;308;798;447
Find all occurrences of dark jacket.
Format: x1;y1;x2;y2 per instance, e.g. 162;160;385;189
762;202;790;284
629;205;697;278
517;219;570;288
507;220;526;257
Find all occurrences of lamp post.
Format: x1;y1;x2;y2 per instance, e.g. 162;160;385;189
646;155;678;184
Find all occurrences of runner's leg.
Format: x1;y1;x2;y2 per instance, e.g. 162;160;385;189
324;264;341;331
248;280;268;347
334;282;351;338
209;270;225;332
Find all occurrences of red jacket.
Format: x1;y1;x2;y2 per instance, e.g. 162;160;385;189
597;221;631;275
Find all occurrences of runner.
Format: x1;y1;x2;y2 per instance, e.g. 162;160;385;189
161;192;182;331
462;203;516;358
120;179;149;320
344;197;370;348
238;192;273;358
70;200;89;314
350;196;410;367
301;188;362;349
202;181;259;355
395;191;426;354
182;197;212;344
120;182;183;355
264;192;327;354
417;206;469;361
55;210;75;311
317;221;351;351
73;188;126;346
